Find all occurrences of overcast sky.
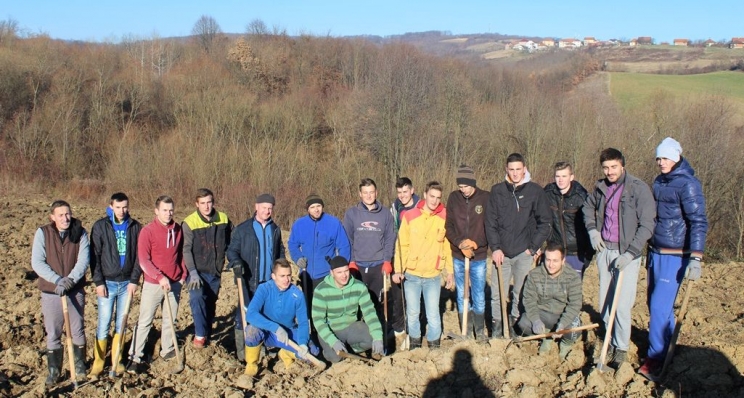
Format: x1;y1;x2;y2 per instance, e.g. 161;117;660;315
5;1;742;43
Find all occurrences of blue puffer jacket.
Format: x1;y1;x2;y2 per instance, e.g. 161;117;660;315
650;158;708;256
288;213;351;280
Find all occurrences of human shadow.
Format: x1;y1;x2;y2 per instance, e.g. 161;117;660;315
652;345;743;397
422;349;497;398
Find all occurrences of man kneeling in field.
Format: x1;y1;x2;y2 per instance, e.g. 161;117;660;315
517;243;582;359
312;256;384;362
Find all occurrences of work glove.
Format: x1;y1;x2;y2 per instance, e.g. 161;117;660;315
459;239;477;250
372;340;384;355
461;247;474;258
60;277;75;291
588;230;606;252
186;271;202;290
54;278;69;296
555;323;565;332
382;261;393;275
348;261;358;271
229;260;244;278
296;257;307;270
332;340;347;353
612;252;635;271
275;327;290;345
297;344;310;359
685;259;701;281
532;319;546;335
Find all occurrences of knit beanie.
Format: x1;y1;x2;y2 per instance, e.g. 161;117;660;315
305;194;324;209
656;137;682;162
329;256;349;270
256;193;276;205
456;165;476;186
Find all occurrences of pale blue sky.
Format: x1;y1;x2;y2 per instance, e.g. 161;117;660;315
5;1;742;43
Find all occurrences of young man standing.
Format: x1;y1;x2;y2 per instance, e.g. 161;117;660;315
182;188;233;348
389;177;419;346
226;193;285;362
445;165;490;341
243;259;311;376
583;148;655;367
393;181;454;349
90;192;142;377
311;256;384;363
639;138;707;380
485;153;551;338
128;196;187;373
32;200;90;385
518;243;582;360
544;161;593;279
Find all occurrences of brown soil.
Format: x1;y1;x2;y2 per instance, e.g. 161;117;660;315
1;197;742;397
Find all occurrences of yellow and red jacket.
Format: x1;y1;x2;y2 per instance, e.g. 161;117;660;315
394;200;453;278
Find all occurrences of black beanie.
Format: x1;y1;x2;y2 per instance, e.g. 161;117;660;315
329;256;349;270
256;193;275;205
456;165;476;186
305;193;324;209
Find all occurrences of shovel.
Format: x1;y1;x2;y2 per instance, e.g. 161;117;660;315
109;290;133;377
659;279;694;378
60;295;78;389
507;323;599;350
596;269;625;372
162;287;184;374
496;263;510;339
286;339;325;369
461;257;471;337
338;350;378;363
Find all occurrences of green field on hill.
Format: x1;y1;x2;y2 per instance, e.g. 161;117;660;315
609;71;744;111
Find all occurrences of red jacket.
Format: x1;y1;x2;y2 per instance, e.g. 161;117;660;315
138;218;187;284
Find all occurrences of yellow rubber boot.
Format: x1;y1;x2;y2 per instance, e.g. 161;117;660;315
244;344;262;376
278;349;295;369
89;339;107;377
111;333;126;375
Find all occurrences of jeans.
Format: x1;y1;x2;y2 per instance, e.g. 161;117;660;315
96;280;130;339
490;251;533;321
565;254;592;280
597;248;641;351
129;281;182;362
188;273;221;338
404;273;442;342
454;258;486;314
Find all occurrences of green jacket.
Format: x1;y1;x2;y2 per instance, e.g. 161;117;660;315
522;264;582;329
311;273;383;347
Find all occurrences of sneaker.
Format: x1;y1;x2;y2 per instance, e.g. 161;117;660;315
193;336;206;348
162;350;177;361
638;357;662;381
610;349;627;368
126;360;146;374
538;339;553;355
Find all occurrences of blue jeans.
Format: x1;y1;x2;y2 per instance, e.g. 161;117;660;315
96;280;130;339
404;273;442;342
454;258;486;314
188;273;221;338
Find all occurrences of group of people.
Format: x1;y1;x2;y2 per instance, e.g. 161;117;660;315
32;137;706;385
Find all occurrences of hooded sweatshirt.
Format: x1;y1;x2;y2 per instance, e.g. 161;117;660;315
521;263;582;329
394;200;454;278
311;273;383;347
246;279;309;346
138;217;186;284
342;200;395;267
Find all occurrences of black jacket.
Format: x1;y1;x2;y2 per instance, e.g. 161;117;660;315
485;180;551;258
445;187;490;261
226;216;285;293
544;181;593;256
90;216;143;286
182;209;233;276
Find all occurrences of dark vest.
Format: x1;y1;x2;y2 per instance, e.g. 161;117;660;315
37;221;85;293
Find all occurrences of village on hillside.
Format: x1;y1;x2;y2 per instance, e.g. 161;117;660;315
506;36;744;52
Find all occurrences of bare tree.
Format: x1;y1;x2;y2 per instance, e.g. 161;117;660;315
246;19;268;37
192;15;222;53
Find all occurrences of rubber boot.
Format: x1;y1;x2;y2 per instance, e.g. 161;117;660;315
457;312;464;334
474;313;487;342
73;344;87;380
491;319;503;339
45;348;63;386
409;337;422;349
467;311;475;339
538;339;553;355
278;349;295;369
508;316;517;337
427;339;441;349
559;339;575;360
89;339;107;377
111;333;126;375
244;344;262;376
234;329;245;362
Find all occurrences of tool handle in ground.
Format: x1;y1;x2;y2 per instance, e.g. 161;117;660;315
338;350;377;363
512;323;599;343
109;291;133;377
237;277;248;331
61;295;78;388
596;269;625;371
286;339;325;368
162;287;184;373
496;263;510;339
660;279;695;377
461;257;471;336
383;272;389;353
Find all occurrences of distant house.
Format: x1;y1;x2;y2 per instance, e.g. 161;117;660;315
583;37;597;45
629;39;638;47
673;38;689;46
512;39;538;52
558;38;582;49
731;38;744;49
542;38;556;47
704;39;716;47
637;36;654;45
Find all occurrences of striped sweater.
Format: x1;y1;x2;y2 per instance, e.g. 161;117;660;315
311;273;383;347
521;264;582;329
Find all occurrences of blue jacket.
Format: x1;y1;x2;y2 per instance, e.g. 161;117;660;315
246;280;309;345
288;213;351;280
226;216;285;293
650;158;708;256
